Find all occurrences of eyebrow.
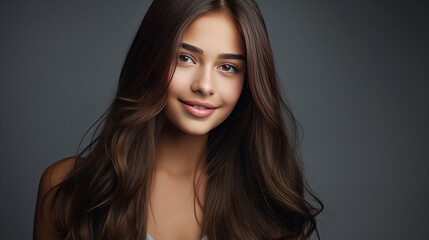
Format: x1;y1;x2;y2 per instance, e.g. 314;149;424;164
181;43;246;61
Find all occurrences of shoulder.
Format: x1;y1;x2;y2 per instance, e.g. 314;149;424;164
36;157;77;207
42;157;77;188
33;157;78;240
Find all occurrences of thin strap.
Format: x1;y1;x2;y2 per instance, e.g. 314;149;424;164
146;233;155;240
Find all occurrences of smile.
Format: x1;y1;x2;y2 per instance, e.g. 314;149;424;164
179;100;218;118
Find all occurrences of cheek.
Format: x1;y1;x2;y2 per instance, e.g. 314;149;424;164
167;69;190;96
219;80;244;105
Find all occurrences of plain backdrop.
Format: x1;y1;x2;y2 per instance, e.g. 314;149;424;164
1;0;428;239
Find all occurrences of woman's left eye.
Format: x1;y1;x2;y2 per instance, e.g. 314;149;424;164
218;64;237;73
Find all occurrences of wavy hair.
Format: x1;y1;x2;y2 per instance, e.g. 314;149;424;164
44;0;323;239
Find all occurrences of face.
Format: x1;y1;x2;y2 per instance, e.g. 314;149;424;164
163;12;246;136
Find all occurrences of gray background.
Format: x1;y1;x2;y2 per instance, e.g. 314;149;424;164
1;0;428;239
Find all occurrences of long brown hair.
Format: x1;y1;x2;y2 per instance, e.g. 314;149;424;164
45;0;323;239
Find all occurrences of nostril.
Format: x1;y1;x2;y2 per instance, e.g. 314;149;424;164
193;89;214;96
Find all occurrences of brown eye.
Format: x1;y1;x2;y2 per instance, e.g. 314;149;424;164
219;64;237;73
178;54;194;63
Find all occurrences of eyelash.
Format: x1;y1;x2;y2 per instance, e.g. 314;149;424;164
178;54;239;73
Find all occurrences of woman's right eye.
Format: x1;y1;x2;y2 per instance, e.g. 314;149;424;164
178;54;195;64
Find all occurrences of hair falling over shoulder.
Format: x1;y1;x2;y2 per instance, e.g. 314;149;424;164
43;0;324;239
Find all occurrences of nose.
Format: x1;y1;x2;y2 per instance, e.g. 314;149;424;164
191;65;215;96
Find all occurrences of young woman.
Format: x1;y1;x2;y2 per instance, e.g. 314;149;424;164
33;0;323;239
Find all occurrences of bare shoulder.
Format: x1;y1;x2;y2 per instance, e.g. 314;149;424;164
33;157;78;240
44;157;77;188
37;156;77;206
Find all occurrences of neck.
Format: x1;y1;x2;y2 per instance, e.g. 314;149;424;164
155;121;207;178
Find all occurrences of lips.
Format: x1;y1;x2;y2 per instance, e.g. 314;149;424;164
180;100;218;109
179;99;218;118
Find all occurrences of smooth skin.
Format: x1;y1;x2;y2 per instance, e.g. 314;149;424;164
33;157;76;239
33;11;245;240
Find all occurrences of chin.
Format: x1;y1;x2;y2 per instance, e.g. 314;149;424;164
164;118;210;136
178;124;212;136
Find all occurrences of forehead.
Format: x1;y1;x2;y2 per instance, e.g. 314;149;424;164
181;12;244;56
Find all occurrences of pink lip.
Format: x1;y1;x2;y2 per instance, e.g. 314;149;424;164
180;100;218;118
180;100;218;109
